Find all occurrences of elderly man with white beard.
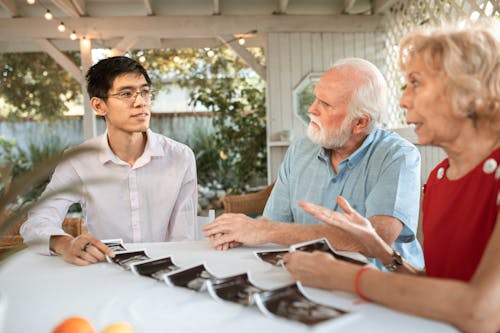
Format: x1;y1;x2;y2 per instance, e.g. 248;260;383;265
203;58;423;269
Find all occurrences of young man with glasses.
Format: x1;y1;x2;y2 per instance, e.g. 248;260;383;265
21;56;198;265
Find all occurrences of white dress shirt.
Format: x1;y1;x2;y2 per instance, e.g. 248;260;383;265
21;129;197;255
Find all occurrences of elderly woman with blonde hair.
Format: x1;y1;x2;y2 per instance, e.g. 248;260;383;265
283;19;500;332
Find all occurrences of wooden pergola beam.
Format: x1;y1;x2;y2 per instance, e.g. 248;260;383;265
373;0;397;14
34;38;82;81
218;34;266;80
0;15;383;40
275;0;289;14
50;0;85;17
0;35;266;53
343;0;357;14
143;0;153;16
0;0;18;17
213;0;220;15
110;36;140;56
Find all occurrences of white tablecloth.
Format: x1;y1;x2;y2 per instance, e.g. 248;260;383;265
0;241;457;333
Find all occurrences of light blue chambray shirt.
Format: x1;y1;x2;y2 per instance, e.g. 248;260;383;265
263;128;424;269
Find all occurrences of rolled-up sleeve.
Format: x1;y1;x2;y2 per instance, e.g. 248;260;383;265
365;145;421;242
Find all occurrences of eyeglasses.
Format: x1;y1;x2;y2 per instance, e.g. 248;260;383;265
105;88;156;103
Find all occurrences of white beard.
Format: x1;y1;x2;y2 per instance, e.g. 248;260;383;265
307;116;353;149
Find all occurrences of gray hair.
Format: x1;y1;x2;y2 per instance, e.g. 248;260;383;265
332;58;388;133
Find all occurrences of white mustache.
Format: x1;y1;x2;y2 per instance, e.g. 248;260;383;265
309;116;322;129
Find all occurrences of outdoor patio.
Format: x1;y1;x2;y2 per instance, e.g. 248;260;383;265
1;1;499;332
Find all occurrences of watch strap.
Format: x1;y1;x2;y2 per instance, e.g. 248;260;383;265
383;248;403;272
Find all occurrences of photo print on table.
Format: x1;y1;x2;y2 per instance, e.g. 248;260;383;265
102;238;127;253
164;264;216;292
290;238;368;266
131;256;181;281
106;249;150;270
254;282;349;326
254;249;289;267
207;272;265;306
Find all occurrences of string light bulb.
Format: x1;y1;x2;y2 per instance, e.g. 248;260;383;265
58;22;66;32
238;38;246;45
139;55;146;63
81;36;91;47
207;49;215;57
44;9;53;20
173;56;180;63
27;0;36;4
70;31;77;40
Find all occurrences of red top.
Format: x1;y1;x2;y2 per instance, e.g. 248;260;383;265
422;147;500;281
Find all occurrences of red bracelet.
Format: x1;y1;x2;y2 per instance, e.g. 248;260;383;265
354;266;371;301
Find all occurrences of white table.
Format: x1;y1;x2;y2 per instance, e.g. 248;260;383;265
0;241;457;333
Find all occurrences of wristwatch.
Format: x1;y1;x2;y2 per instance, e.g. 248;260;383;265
383;248;403;272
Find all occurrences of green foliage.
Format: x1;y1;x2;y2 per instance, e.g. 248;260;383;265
0;137;30;182
0;135;68;205
186;126;230;188
0;52;81;121
137;48;267;193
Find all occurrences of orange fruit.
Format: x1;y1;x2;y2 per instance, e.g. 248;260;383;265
53;316;95;333
101;322;134;333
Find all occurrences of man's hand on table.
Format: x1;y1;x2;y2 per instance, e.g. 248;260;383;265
202;213;272;250
50;234;115;266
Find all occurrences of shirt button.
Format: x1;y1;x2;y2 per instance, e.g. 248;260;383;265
332;178;337;183
437;167;445;179
483;158;497;174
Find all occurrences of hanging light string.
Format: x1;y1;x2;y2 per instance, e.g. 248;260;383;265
25;1;255;56
205;29;258;57
26;0;82;41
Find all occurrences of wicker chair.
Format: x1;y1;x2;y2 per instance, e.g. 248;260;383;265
223;182;275;216
0;215;86;254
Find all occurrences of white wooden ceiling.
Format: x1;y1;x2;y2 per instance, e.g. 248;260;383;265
0;0;394;53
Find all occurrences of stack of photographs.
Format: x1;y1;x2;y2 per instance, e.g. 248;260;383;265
106;249;150;270
254;249;289;267
104;238;360;327
102;238;127;253
254;282;350;326
207;272;264;306
290;238;369;266
131;256;180;281
254;238;369;267
164;264;217;292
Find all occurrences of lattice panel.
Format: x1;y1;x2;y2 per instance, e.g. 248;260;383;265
381;0;499;129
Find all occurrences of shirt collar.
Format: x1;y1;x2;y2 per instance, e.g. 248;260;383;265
317;130;376;167
98;129;164;165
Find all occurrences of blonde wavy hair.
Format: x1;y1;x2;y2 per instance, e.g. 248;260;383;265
398;19;500;132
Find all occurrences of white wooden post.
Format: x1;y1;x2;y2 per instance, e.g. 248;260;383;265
79;38;96;140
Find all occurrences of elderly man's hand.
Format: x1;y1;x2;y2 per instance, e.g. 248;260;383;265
207;233;241;251
203;213;272;250
50;234;115;266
